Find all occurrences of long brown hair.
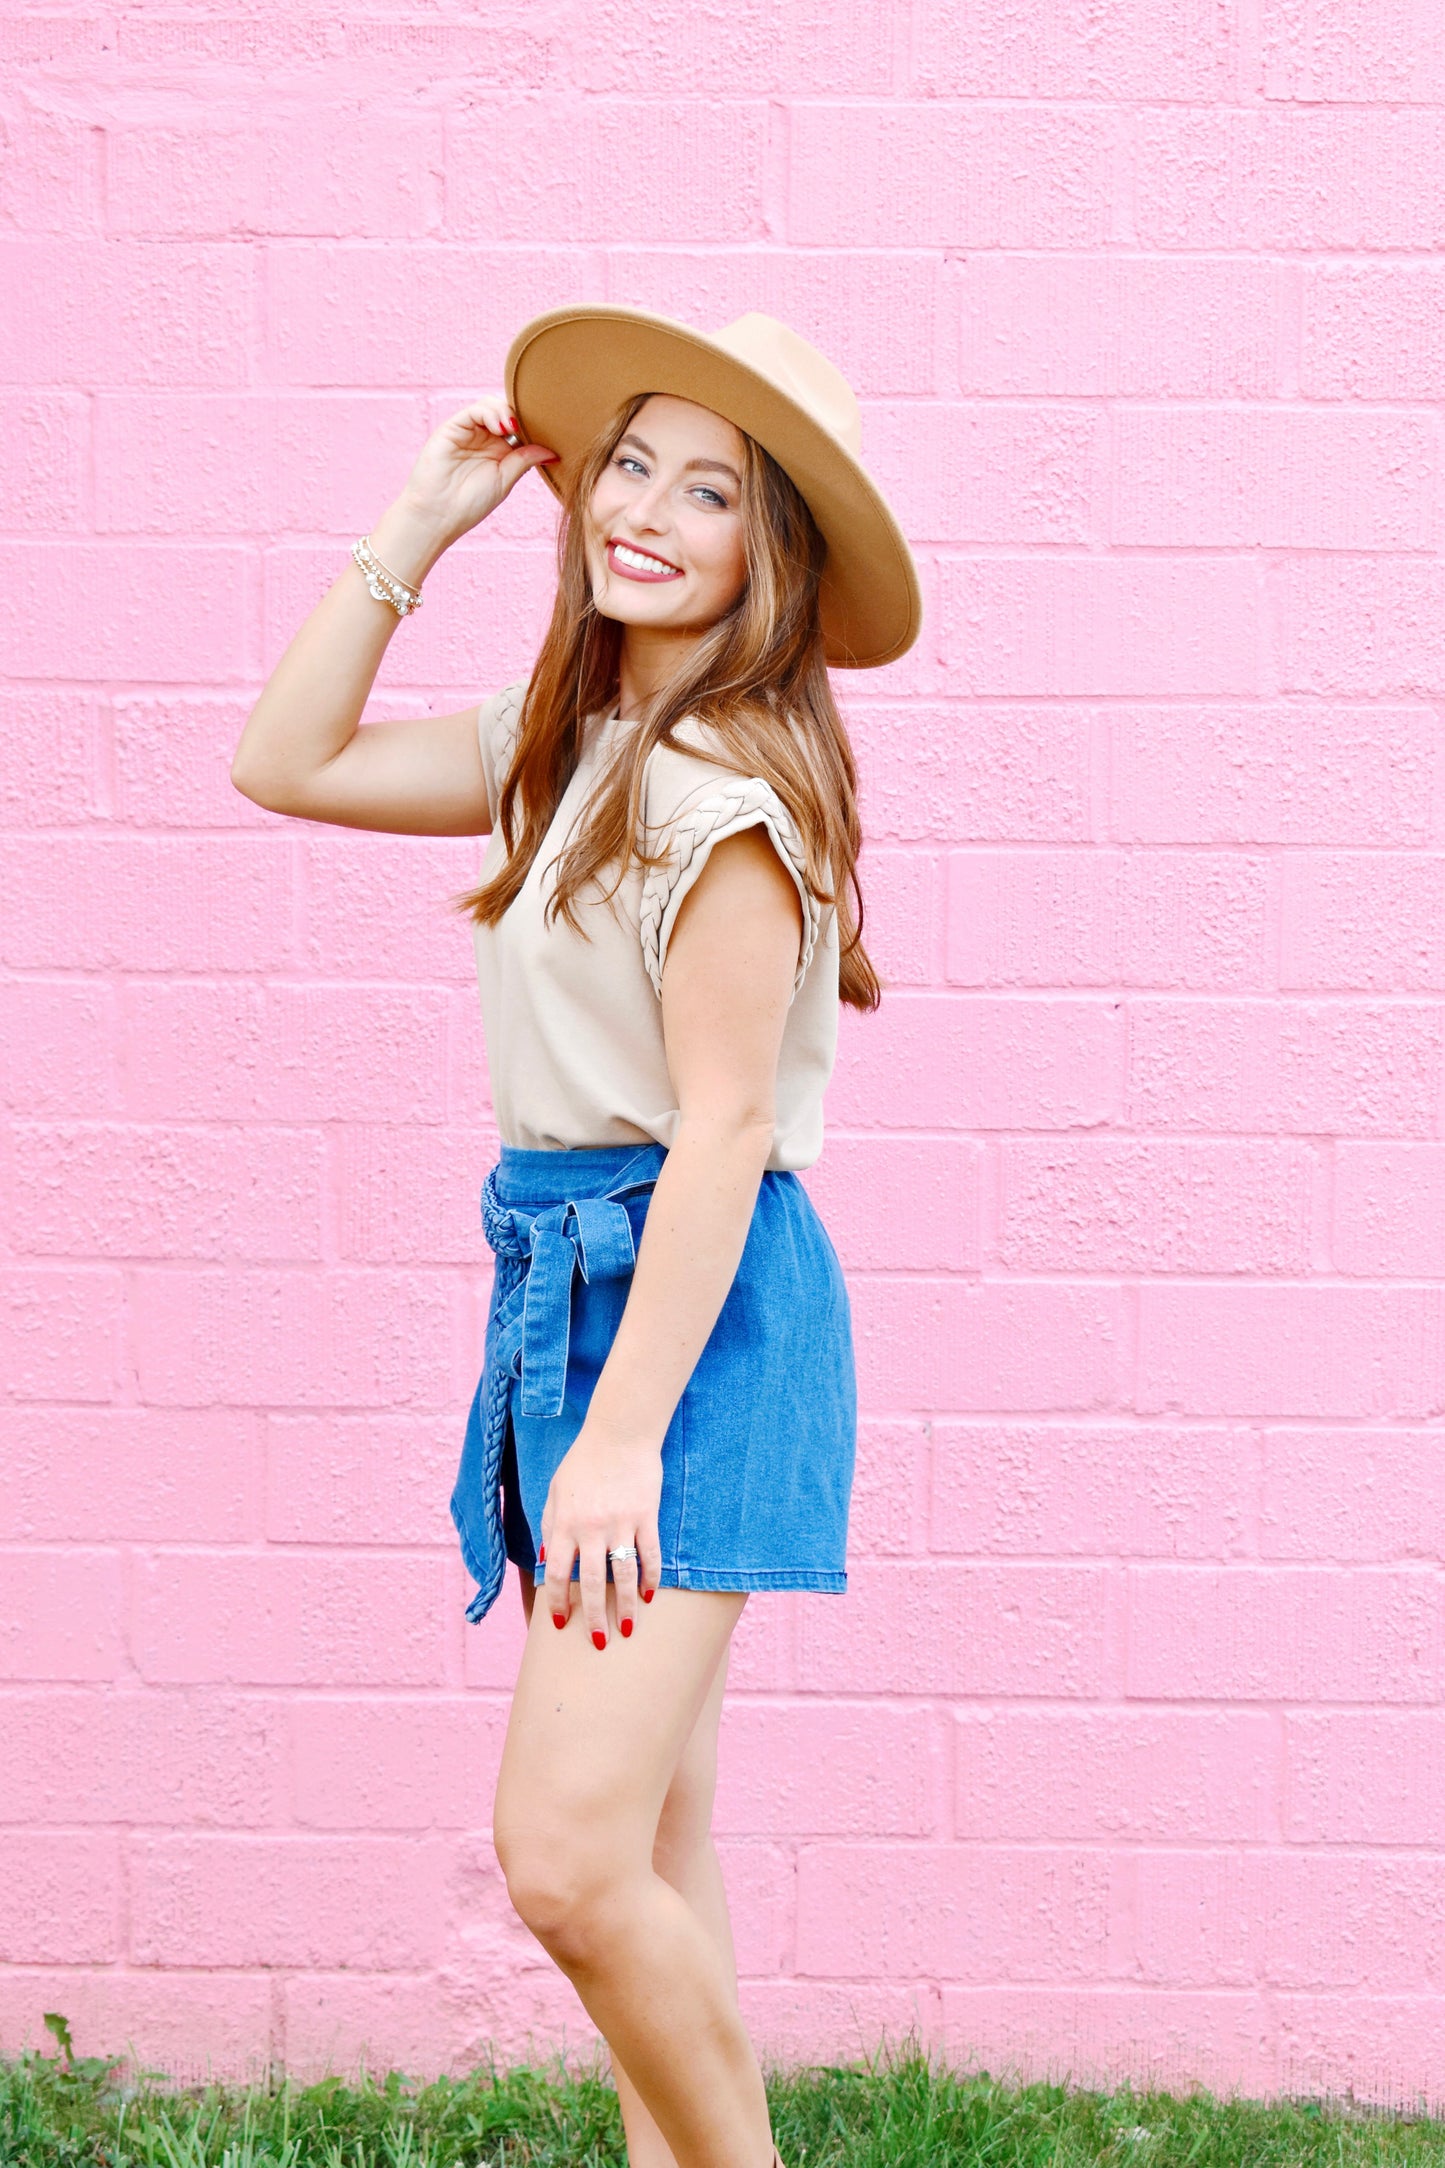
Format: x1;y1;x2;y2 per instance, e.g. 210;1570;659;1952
453;390;880;1011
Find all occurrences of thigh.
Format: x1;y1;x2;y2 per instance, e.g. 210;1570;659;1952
494;1586;746;1868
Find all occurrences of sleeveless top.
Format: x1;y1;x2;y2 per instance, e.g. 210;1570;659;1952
470;681;839;1172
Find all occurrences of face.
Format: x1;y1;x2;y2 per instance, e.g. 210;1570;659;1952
585;394;748;636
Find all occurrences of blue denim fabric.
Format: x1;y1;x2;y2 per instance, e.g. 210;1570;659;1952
450;1142;856;1623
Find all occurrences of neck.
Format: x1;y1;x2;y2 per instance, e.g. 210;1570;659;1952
616;621;703;722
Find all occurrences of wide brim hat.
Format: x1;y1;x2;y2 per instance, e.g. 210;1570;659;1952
504;303;922;670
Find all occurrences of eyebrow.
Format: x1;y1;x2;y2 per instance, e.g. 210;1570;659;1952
617;432;741;488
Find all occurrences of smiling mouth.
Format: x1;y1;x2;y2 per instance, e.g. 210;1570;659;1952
607;538;684;582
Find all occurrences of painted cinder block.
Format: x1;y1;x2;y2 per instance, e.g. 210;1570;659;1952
0;544;253;681
130;1265;463;1410
0;1834;121;1963
803;1135;982;1272
1126;998;1444;1137
574;0;896;95
300;834;480;985
930;1422;1254;1560
1136;111;1445;251
788;107;1115;248
0;240;255;387
114;696;275;829
951;256;1283;398
1112;407;1436;551
10;1124;323;1260
131;1551;448;1688
1260;0;1445;105
851;702;1093;845
0;1689;289;1828
0;393;87;531
997;1138;1315;1275
290;1696;511;1829
8;0;1445;2100
262;244;601;387
795;1842;1111;1981
265;1411;462;1547
1283;854;1445;989
129;1834;448;1969
1108;705;1437;847
946;849;1273;991
796;1561;1109;1697
0;1410;261;1542
0;1551;123;1682
912;0;1237;99
852;1276;1122;1414
446;102;769;244
106;115;442;239
713;1702;937;1837
95;394;428;536
865;403;1101;546
827;993;1122;1131
1262;1426;1445;1560
1139;1283;1445;1419
0;1268;119;1402
937;559;1262;697
1127;1566;1442;1702
1334;1148;1445;1277
954;1709;1277;1843
0;689;104;825
1302;267;1445;401
1285;1712;1445;1844
0;981;119;1116
121;982;451;1123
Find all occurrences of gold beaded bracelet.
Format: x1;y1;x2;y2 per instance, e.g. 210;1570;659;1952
351;535;424;618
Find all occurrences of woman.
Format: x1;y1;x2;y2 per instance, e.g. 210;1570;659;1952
231;304;921;2168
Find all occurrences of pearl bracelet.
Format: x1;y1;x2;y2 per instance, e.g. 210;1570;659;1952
351;535;424;618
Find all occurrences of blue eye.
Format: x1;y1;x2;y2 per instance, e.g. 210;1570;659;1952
695;487;727;508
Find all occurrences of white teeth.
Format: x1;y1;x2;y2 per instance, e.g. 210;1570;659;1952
613;542;679;575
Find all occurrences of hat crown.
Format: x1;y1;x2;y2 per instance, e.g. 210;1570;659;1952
707;312;863;460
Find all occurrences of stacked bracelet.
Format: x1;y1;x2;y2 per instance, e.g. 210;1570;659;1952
351;535;424;618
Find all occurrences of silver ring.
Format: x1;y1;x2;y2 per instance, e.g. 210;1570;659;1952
607;1545;639;1563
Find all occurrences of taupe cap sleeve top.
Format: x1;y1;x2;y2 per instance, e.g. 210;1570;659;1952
471;681;839;1171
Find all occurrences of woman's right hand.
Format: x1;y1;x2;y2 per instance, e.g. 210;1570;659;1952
396;390;558;545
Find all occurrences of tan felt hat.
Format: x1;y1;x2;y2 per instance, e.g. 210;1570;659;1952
504;303;923;670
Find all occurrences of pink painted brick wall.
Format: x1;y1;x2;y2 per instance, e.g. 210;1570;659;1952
3;0;1445;2113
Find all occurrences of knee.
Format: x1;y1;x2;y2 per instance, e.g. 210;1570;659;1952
495;1824;627;1966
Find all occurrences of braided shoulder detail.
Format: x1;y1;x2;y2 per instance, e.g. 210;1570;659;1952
638;776;822;1000
489;679;527;791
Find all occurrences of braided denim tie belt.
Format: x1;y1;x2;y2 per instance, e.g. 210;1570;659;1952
455;1145;665;1623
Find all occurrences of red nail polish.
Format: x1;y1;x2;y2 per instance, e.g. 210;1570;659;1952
552;1611;567;1630
643;1588;654;1602
620;1617;634;1638
592;1629;606;1650
538;1544;546;1562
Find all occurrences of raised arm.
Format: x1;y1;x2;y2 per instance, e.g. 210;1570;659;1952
538;822;806;1644
229;393;556;836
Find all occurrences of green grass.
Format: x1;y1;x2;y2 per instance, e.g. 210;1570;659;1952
6;2019;1445;2168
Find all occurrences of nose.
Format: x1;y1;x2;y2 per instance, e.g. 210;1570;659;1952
623;473;671;533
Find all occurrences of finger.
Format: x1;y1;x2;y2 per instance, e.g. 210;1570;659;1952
610;1540;640;1640
638;1527;663;1606
579;1538;610;1649
545;1535;576;1631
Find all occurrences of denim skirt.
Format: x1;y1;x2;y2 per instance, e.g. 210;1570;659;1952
450;1141;856;1623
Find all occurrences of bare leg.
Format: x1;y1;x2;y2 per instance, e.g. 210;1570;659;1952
515;1570;740;2167
496;1571;772;2168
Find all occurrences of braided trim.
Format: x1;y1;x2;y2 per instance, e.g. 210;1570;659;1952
638;776;822;1001
492;679;527;790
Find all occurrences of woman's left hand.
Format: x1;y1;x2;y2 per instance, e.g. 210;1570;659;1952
540;1435;663;1647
